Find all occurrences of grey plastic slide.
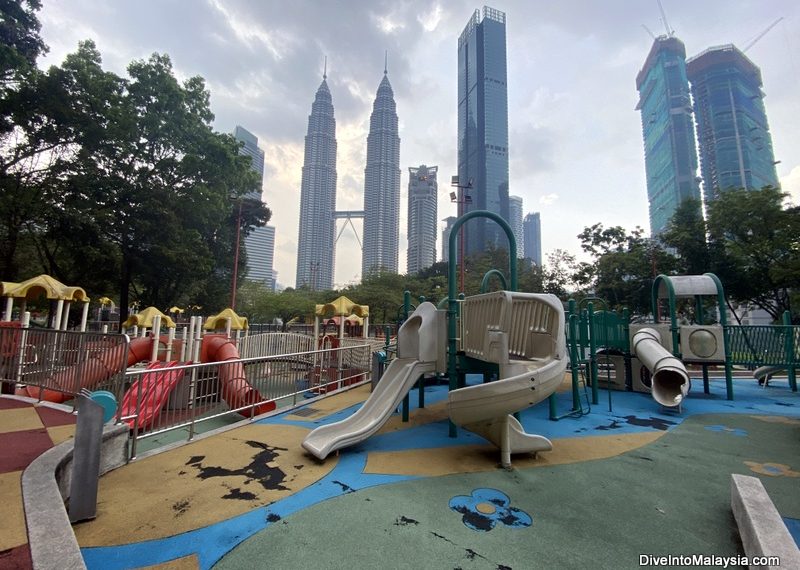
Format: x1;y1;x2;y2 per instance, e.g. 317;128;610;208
631;327;690;407
448;342;567;467
301;358;435;460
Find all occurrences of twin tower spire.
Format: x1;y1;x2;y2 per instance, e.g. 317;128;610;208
295;55;400;290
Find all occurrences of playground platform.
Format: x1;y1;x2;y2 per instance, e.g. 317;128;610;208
2;374;800;569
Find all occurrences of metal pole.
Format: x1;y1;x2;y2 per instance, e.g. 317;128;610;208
231;200;243;310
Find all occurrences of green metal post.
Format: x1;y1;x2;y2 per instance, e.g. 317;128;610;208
480;269;508;293
783;311;797;392
447;210;517;437
587;303;599;405
549;393;558;421
622;308;632;391
403;290;411;321
419;296;426;304
569;313;581;411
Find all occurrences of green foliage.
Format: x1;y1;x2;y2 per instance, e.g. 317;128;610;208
0;20;269;322
705;187;799;321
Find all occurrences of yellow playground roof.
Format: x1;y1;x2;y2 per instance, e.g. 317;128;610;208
0;274;89;302
315;296;369;318
122;307;176;329
203;308;248;331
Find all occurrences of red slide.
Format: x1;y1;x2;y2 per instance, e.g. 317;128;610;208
120;361;186;430
18;336;180;404
201;334;275;416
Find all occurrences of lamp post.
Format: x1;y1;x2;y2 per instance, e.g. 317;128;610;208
450;176;472;294
230;199;243;310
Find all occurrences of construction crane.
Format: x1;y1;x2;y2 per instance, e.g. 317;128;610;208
656;0;674;37
743;17;784;53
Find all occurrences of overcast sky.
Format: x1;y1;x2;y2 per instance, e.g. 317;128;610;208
38;0;800;289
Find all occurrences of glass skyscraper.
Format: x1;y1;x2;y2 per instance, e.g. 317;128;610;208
508;195;523;259
457;6;509;257
635;36;701;236
687;44;779;200
441;216;457;263
362;68;401;277
523;212;542;267
233;126;275;288
407;165;438;274
296;73;337;290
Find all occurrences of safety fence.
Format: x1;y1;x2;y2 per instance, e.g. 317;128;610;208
0;326;129;404
725;325;799;368
119;342;373;458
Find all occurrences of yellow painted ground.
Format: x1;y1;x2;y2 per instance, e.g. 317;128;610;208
47;424;75;445
0;407;43;433
140;554;199;570
75;423;336;546
364;431;665;477
284;384;371;420
0;471;27;550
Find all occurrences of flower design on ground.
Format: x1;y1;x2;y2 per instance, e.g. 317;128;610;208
704;425;748;437
744;461;800;478
448;488;532;532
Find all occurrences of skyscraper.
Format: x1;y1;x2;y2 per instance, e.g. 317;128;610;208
362;65;401;277
508;195;523;259
687;44;779;201
635;36;702;236
233;126;275;288
407;165;438;274
523;212;542;267
296;71;337;290
457;6;509;257
442;216;457;263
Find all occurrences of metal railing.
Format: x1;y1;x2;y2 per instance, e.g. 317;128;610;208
120;343;373;458
725;325;799;367
0;326;129;406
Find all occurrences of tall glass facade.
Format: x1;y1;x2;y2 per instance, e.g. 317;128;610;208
457;6;509;257
234;126;274;287
523;212;542;267
407;165;438;274
687;45;779;201
508;195;523;259
635;37;701;236
296;76;337;290
362;71;401;276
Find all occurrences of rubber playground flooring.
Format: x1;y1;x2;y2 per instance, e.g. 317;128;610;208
67;374;800;570
0;397;76;569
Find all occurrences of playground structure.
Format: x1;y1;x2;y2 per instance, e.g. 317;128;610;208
304;211;569;467
1;274;91;330
558;273;797;418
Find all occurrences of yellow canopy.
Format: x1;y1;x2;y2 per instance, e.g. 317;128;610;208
1;274;90;302
122;306;176;329
324;314;364;326
168;306;184;314
315;296;369;318
203;308;248;331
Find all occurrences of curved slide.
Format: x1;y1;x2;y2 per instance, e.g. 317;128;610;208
754;365;786;385
302;358;436;459
448;356;567;467
632;327;690;407
202;334;276;417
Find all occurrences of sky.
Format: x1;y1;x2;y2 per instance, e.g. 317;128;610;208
37;0;800;289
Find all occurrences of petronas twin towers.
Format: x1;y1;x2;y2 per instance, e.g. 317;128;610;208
295;63;400;290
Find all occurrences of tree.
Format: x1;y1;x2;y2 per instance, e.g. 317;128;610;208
660;198;709;275
705;187;799;321
0;0;47;85
576;224;677;314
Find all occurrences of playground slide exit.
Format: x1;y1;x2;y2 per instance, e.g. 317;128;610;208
302;302;441;460
632;327;690;407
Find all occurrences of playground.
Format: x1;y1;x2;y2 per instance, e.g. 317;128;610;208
0;210;798;568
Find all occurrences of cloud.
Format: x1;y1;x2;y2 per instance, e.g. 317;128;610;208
539;193;559;205
780;164;800;205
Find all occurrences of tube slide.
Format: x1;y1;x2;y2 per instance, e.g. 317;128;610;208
120;361;185;430
201;334;275;416
632;327;690;407
448;353;567;467
18;336;175;403
302;357;436;459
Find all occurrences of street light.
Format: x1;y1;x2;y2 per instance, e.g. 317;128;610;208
450;175;472;294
